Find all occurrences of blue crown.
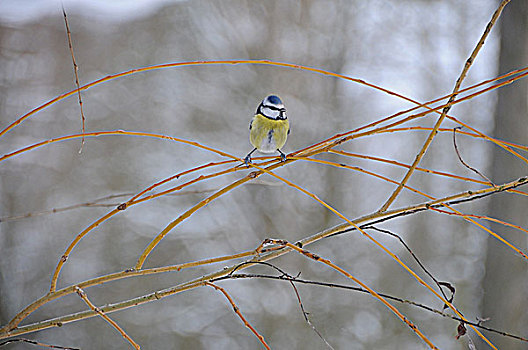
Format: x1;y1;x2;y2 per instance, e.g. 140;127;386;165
266;95;282;105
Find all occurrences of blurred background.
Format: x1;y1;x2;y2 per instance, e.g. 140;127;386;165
1;0;527;349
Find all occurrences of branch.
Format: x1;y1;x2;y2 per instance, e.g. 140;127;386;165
62;6;85;152
204;282;270;350
378;0;511;212
75;287;140;350
2;177;526;340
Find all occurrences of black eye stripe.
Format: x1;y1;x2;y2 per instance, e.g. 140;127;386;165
258;103;286;113
263;104;285;112
256;103;287;120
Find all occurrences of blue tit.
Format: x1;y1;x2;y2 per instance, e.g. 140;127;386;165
244;95;290;165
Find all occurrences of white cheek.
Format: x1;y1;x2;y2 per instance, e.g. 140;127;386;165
262;107;280;119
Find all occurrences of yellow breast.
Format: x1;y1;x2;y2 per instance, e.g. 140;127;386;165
249;114;289;153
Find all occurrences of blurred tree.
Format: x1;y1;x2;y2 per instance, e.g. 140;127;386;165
483;1;528;349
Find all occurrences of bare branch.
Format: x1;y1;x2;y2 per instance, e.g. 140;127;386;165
62;6;86;153
452;126;494;185
75;287;140;350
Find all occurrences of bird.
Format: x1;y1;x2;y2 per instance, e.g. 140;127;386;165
244;95;290;166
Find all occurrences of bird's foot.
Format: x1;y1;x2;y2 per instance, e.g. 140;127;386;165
278;150;287;162
244;155;252;167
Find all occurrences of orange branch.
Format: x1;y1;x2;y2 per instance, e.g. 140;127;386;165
75;287;140;350
205;282;270;350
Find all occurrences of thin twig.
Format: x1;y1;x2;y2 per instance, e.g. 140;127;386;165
366;226;454;307
204;282;271;350
0;187;245;223
0;338;79;349
75;287;140;350
0;193;133;222
452;126;495;185
62;7;86;153
289;277;335;349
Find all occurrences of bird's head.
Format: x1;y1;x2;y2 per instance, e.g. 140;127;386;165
258;95;287;120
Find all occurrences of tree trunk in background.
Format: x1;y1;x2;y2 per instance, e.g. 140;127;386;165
482;1;528;348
